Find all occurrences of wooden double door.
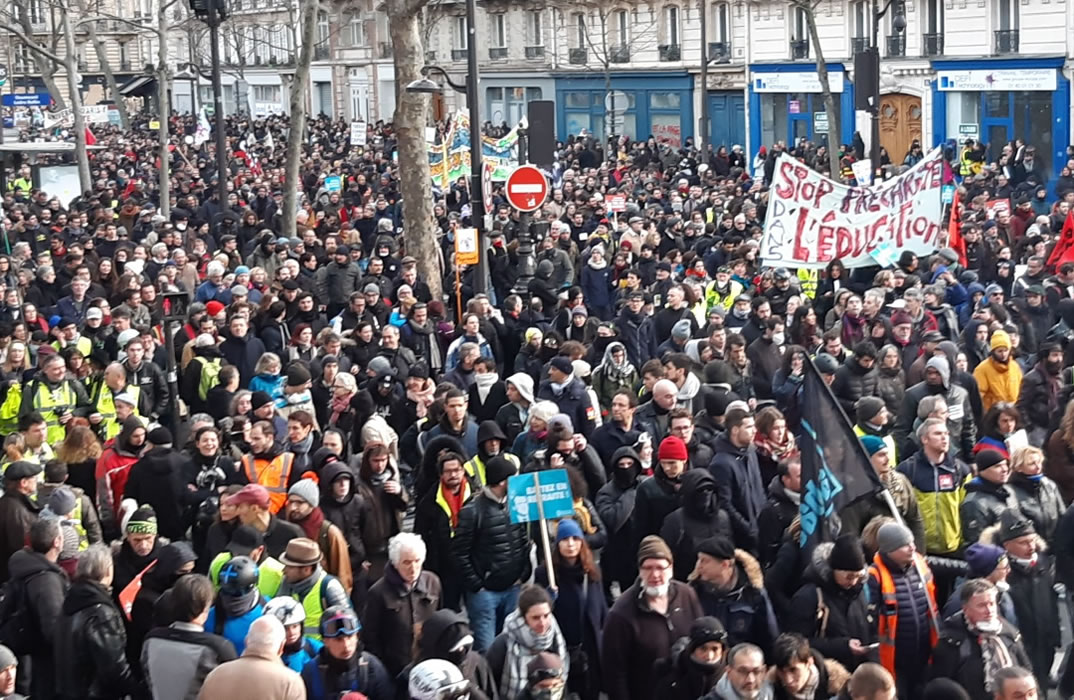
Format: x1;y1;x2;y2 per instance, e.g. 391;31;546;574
878;93;923;164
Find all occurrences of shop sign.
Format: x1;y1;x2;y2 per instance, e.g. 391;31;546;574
752;71;844;94
958;123;979;139
789;100;801;114
937;69;1056;92
813;112;829;134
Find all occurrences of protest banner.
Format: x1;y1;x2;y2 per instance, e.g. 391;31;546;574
760;147;945;268
507;468;574;588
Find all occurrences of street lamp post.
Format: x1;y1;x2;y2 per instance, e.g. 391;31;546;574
870;0;905;180
190;0;229;205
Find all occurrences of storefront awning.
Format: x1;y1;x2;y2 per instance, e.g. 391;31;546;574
119;75;155;97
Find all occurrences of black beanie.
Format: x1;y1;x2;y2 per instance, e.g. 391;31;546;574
828;533;866;571
974;448;1006;472
484;455;517;486
688;616;727;651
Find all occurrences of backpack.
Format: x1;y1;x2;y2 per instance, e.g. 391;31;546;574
196;356;222;402
0;571;46;655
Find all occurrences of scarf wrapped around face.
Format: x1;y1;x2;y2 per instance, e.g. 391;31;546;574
499;608;569;700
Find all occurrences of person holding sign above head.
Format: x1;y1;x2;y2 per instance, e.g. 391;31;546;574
450;454;530;653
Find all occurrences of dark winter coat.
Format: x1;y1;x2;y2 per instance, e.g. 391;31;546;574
929;613;1030;700
708;434;766;551
785;542;873;670
0;489;40;583
692;549;779;655
1018;363;1061;436
634;464;681;541
595;447;644;587
406;609;498;700
601;580;703;700
757;476;798;568
660;469;734;581
55;580;142;700
652;635;723;700
959;477;1019;546
536;376;597;438
451;488;531;593
1006;551;1061;683
535;560;607;696
830;358;879;418
123;446;189;541
314;260;362;306
319;461;367;572
5;548;67;661
1008;472;1064;543
363;565;442;676
615;309;658;370
219;332;267;387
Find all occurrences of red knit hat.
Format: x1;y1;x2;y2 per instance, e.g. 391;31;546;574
658;436;688;461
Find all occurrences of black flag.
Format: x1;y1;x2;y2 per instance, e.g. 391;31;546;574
798;357;883;552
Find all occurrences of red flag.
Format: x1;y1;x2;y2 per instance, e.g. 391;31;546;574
84;127;97;146
947;189;967;267
1048;211;1074;269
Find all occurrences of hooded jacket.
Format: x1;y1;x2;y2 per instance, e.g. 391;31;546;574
94;415;145;537
318;459;366;571
830;357;880;418
595;446;644;585
660;470;734;581
405;609;498;700
123;445;189;541
973;351;1023;414
757;475;799;568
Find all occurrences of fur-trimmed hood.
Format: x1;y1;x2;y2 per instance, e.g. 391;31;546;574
691;547;765;589
766;653;850;697
979;523;1048;552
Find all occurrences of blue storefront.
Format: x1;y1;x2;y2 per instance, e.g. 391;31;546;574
748;63;856;151
931;57;1070;185
554;72;694;147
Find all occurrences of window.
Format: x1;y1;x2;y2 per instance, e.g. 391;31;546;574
13;44;32;73
317;11;330;45
21;0;44;25
527;10;543;45
454;16;468;49
997;0;1018;31
573;12;586;48
923;0;943;33
712;2;729;43
851;0;868;39
614;9;629;45
793;6;808;41
349;14;366;46
491;14;506;48
664;6;680;46
253;85;281;103
118;41;129;66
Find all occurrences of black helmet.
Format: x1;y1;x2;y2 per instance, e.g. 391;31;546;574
219;555;259;596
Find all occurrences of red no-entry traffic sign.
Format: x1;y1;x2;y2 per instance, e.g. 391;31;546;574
505;165;549;212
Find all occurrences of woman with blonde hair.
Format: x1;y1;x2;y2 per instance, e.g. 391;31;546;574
0;433;25;474
1045;400;1074;503
55;425;104;504
0;341;28;380
1009;445;1064;542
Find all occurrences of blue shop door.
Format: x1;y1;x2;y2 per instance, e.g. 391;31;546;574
709;92;745;149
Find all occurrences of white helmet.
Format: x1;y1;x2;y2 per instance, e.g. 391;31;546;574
263;597;306;627
408;659;470;700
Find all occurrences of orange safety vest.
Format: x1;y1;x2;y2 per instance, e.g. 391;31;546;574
868;551;940;676
241;452;295;514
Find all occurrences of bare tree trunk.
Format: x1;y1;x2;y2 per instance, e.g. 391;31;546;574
61;7;91;191
78;7;130;129
387;0;442;300
282;0;317;240
157;0;171;218
40;68;67;109
803;4;840;178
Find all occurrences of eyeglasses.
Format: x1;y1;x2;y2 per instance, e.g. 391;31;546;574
321;614;360;638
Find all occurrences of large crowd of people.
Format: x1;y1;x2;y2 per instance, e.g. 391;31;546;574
0;111;1072;700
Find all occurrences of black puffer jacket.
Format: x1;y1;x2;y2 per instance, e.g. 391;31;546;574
451;488;531;593
319;459;367;571
830;357;879;418
634;463;682;541
595;446;644;587
55;580;142;700
959;477;1019;545
757;476;798;568
1008;472;1064;543
785;542;873;670
1006;550;1061;684
660;469;733;581
929;613;1030;700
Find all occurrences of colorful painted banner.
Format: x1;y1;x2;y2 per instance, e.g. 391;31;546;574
428;112;524;188
760;147;945;269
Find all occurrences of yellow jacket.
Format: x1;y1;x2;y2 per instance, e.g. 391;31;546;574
973;357;1022;414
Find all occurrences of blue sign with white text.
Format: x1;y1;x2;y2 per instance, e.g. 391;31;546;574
325;176;342;192
507;469;575;524
2;93;50;107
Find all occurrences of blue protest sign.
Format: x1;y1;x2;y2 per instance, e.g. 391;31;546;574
2;93;49;107
941;184;955;204
325;175;342;192
507;469;575;524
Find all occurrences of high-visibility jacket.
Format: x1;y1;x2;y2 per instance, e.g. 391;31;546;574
96;385;142;442
0;381;21;435
240;452;295;514
281;569;332;641
209;552;283;598
8;177;31;195
705;279;744;313
797;268;818;300
463;452;519;489
31;379;79;446
868;552;939;677
52;336;92;358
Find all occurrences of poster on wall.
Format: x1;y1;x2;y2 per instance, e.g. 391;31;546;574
760;148;945;269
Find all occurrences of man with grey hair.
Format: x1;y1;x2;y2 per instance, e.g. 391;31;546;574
197;616;305;700
992;666;1037;700
707;643;773;700
55;544;141;700
363;532;443;676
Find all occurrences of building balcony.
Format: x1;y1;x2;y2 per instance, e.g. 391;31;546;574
994;29;1018;54
609;44;629;63
451;48;468;61
886;34;905;57
569;47;586;64
922;33;943;56
790;39;809;59
489;46;507;59
525;45;545;59
850;37;868;54
658;44;681;61
707;41;730;61
119;60;132;71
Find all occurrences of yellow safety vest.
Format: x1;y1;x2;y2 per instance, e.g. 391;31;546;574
32;380;78;446
209;552;284;598
286;570;328;641
96;385;142;441
463;453;519;488
797;269;818;300
52;336;92;357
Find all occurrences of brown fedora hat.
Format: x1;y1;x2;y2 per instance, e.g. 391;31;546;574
279;537;322;567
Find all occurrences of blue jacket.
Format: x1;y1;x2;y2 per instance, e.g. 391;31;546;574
205;602;265;655
615;309;658;371
283;637;323;673
708;434;766;550
302;648;393;700
580;262;613;311
537;376;597;438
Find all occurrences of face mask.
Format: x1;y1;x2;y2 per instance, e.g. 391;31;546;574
733;308;749;320
771;332;785;345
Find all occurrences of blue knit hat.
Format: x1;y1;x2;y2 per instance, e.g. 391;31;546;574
965;543;1007;578
860;435;888;457
555;519;584;543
